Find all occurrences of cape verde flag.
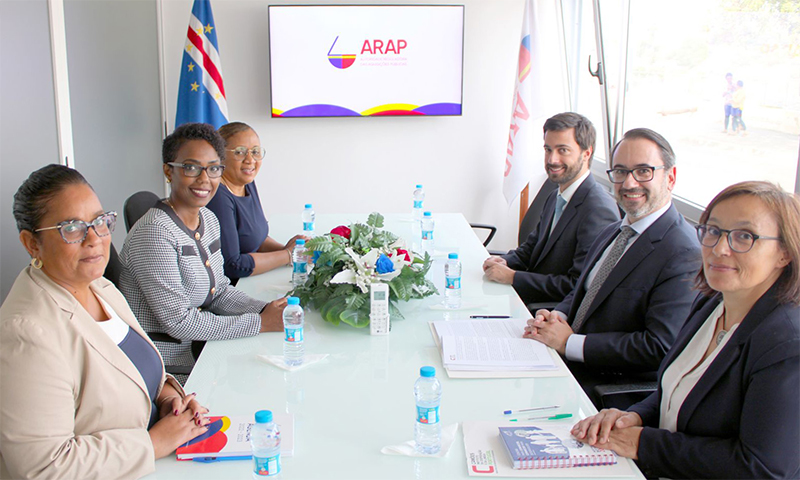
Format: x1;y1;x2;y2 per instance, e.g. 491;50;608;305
175;0;228;129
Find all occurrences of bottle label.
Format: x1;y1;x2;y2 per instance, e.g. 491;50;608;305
413;200;423;209
285;326;304;342
293;261;307;274
422;230;433;241
253;453;281;476
416;405;439;424
446;277;461;290
303;222;314;231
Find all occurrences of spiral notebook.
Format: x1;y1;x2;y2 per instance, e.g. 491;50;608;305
499;425;617;469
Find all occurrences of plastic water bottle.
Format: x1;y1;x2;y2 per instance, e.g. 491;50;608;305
292;239;307;286
414;366;442;454
251;410;281;478
302;204;315;235
421;212;435;254
283;297;305;366
444;253;462;309
412;184;425;221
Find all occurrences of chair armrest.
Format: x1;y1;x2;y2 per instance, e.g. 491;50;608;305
526;302;559;313
470;223;497;248
165;365;194;376
593;382;657;409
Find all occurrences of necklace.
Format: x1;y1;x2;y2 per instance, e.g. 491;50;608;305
715;310;728;346
165;197;201;230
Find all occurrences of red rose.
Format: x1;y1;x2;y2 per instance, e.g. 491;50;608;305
330;225;351;239
395;248;411;261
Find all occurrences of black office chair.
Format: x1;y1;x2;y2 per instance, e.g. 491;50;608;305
103;243;123;288
124;191;160;232
593;381;658;410
471;179;559;255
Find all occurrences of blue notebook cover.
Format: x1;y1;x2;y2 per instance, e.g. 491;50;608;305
498;425;616;469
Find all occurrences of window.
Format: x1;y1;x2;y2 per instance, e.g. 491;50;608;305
622;0;800;208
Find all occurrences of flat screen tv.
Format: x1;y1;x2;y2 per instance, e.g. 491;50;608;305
268;5;464;118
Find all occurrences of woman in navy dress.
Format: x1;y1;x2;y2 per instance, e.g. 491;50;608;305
207;122;306;285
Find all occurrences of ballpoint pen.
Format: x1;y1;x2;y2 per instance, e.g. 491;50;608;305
470;315;511;319
192;455;251;463
503;405;559;415
510;413;573;422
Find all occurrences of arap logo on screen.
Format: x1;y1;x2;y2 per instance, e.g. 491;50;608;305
327;36;408;69
327;36;357;69
360;39;407;55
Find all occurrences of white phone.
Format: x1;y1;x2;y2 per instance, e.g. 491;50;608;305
369;283;390;335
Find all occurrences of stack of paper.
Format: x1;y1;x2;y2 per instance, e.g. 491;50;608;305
431;319;557;371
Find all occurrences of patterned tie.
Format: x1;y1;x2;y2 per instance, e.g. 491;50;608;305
571;226;636;333
552;195;567;227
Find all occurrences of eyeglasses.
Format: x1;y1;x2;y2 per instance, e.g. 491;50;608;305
695;224;781;253
35;211;117;244
226;146;266;162
606;166;667;184
166;162;225;178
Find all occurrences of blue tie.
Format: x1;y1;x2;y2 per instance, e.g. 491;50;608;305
552;195;567;227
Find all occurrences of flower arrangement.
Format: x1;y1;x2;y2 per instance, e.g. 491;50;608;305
291;212;437;327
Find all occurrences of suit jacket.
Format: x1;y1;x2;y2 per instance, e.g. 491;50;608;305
503;175;620;304
629;281;800;479
555;204;702;380
0;267;181;480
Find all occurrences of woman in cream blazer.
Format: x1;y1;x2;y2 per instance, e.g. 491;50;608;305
1;165;208;479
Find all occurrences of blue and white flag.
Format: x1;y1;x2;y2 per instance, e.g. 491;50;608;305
175;0;228;129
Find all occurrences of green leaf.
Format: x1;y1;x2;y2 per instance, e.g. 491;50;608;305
367;212;384;228
389;301;404;320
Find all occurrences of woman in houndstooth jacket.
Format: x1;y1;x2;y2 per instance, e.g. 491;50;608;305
119;123;286;383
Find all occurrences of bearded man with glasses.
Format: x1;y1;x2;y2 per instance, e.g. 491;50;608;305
524;128;702;410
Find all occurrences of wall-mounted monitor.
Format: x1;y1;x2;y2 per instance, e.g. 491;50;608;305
268;5;465;118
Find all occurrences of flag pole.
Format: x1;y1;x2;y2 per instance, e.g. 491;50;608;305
519;182;530;227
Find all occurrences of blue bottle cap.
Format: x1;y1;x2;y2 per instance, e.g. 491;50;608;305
448;253;458;259
255;410;273;424
296;239;305;245
287;297;300;305
423;211;432;217
420;366;436;377
305;203;313;209
416;184;423;189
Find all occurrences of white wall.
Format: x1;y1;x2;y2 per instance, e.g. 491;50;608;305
161;0;533;252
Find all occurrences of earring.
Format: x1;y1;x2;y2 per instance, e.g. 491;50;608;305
166;178;171;184
31;258;43;269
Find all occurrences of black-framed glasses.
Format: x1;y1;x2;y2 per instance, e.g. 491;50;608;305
35;211;117;244
695;224;781;253
227;146;266;162
606;165;667;184
166;162;225;178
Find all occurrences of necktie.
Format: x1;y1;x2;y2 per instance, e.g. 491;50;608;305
571;226;636;333
552;195;567;227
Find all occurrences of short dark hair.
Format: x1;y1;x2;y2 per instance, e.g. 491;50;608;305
163;123;226;164
695;181;800;306
611;128;676;168
218;121;256;145
13;164;90;233
543;112;596;162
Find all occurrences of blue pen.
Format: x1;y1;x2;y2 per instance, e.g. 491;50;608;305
192;455;251;463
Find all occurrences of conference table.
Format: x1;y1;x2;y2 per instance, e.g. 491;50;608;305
148;213;643;479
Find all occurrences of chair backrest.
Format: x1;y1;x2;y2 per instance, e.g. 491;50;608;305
124;191;160;232
103;243;123;288
518;179;559;245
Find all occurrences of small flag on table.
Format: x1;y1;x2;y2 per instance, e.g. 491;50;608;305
175;0;229;129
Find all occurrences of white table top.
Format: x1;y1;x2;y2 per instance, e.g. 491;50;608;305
147;213;643;479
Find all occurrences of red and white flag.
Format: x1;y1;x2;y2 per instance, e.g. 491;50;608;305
503;0;568;205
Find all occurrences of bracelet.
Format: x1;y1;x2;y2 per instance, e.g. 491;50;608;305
286;249;292;265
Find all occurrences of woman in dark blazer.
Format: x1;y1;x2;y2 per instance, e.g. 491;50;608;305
571;181;800;479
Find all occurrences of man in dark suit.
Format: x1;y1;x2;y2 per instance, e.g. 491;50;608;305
483;113;619;305
524;128;702;409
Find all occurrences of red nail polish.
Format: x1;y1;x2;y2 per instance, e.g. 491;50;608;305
174;409;179;416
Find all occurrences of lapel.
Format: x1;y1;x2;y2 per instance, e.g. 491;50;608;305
676;281;784;431
536;176;595;264
528;191;557;266
581;205;680;322
31;268;154;402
